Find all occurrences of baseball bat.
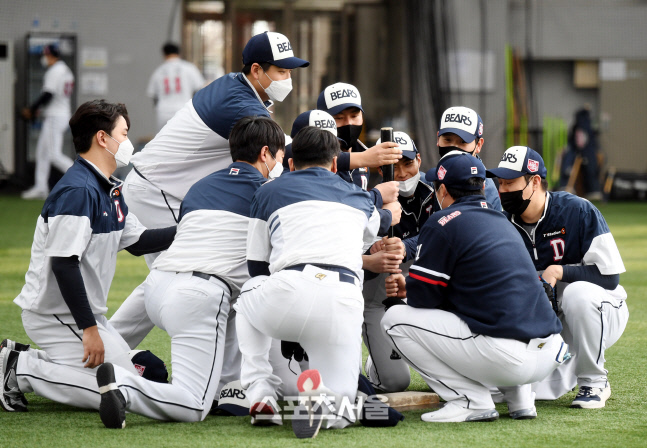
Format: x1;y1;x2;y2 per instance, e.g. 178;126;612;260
380;127;395;238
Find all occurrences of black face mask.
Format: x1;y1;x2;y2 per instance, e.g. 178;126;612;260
337;124;363;150
500;179;534;216
438;145;475;158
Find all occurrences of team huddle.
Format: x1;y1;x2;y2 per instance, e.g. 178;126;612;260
1;31;628;438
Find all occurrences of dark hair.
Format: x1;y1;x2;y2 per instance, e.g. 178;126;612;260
69;100;130;154
291;127;340;170
44;44;60;58
434;177;484;200
163;42;180;56
524;174;548;191
229;116;285;163
242;62;272;75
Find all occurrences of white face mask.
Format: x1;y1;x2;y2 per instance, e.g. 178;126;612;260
264;152;283;180
259;72;293;102
106;135;135;168
40;56;49;68
398;171;420;197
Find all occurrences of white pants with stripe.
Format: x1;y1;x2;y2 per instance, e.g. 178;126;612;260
235;266;364;429
531;281;629;399
112;269;230;422
16;310;137;410
382;305;566;410
33;115;74;192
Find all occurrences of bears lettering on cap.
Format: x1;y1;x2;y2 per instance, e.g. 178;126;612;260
486;146;547;180
317;83;363;116
242;31;310;69
438;106;484;144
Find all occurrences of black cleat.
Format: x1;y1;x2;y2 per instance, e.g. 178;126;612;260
97;363;126;429
1;348;27;412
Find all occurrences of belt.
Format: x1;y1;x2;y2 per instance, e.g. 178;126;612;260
191;271;232;295
284;263;358;286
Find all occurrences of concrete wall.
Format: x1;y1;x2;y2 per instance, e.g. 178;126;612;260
0;0;181;150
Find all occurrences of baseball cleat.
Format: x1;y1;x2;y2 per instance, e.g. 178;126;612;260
292;402;323;439
1;348;27;412
1;339;31;352
421;401;498;423
250;397;282;426
97;363;126;428
509;407;537;420
570;385;611;409
293;369;325;439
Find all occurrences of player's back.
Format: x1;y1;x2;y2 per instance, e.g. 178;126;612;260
148;58;204;113
152;163;266;297
248;167;380;278
42;60;74;117
131;72;270;200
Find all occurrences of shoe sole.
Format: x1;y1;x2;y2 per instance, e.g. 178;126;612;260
422;408;499;423
571;388;611;409
292;403;323;439
97;363;126;429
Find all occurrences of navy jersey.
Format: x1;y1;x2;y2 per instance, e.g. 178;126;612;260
15;158;146;316
407;195;562;340
153;162;266;297
506;191;625;277
247;168;381;279
395;180;434;241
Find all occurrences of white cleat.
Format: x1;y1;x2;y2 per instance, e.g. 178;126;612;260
421;401;499;423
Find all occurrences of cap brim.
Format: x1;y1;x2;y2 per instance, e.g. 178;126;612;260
272;57;310;69
486;167;524;179
213;403;249;417
425;168;439;182
325;103;363;116
438;128;476;144
401;150;417;160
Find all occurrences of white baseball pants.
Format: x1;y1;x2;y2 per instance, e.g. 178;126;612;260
532;281;628;399
112;269;230;422
382;305;566;410
16;310;137;410
235;266;364;429
33;115;74;192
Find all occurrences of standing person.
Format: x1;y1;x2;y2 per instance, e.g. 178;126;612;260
147;42;205;131
236;127;382;438
0;100;176;413
110;31;310;352
21;44;75;200
382;152;568;422
94;116;284;428
436;106;501;211
488;146;628;408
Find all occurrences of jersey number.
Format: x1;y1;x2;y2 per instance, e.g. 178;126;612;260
550;238;565;261
64;81;74;96
361;175;368;191
114;200;124;223
163;77;181;94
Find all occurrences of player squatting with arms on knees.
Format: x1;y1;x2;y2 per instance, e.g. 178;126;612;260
94;116;287;428
1;100;176;413
235;127;404;438
382;152;569;422
487;146;628;409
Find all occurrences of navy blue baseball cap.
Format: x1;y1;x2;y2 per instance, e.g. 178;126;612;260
43;44;61;58
317;83;363;116
129;350;168;383
242;31;309;69
438;106;484;144
426;151;486;190
486;146;547;179
376;131;418;160
290;110;338;138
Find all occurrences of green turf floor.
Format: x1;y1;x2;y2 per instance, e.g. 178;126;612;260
1;196;646;447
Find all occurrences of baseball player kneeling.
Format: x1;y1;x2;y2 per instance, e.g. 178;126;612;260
487;146;628;409
235;127;381;438
381;152;568;422
89;116;285;428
